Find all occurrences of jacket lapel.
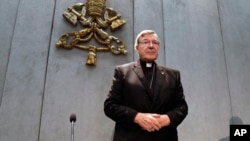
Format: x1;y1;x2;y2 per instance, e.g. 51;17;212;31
151;66;165;108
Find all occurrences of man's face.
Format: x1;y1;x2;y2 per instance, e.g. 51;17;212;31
136;34;159;62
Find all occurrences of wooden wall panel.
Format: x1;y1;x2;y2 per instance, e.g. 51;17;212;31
38;0;133;141
163;0;231;140
0;0;55;141
0;0;19;105
219;0;250;124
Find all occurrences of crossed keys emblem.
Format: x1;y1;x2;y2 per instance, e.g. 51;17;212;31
56;0;127;65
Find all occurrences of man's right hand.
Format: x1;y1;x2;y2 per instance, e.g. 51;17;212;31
134;113;161;132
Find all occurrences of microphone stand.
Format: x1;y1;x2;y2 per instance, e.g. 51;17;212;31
71;121;75;141
69;113;76;141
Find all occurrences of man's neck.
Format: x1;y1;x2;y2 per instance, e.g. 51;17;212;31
140;60;155;68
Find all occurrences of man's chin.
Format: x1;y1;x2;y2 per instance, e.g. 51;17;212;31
144;58;156;62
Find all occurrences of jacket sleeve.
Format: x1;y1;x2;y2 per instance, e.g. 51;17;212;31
104;66;138;128
166;71;188;128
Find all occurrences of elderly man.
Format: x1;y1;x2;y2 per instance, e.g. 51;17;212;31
104;30;188;141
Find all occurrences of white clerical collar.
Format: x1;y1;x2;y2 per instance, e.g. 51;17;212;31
146;63;152;68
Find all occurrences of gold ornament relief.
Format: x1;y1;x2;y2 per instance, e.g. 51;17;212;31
56;0;127;65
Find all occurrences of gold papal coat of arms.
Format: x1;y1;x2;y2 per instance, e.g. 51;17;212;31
56;0;127;65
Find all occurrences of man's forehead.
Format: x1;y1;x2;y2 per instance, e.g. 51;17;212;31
140;34;158;40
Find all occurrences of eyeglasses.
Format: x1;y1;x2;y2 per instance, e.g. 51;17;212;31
138;40;160;46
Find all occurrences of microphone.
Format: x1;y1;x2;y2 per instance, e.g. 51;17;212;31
69;113;77;141
70;113;77;123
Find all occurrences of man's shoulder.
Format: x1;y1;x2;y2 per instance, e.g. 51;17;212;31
157;64;180;76
116;61;137;69
158;64;179;72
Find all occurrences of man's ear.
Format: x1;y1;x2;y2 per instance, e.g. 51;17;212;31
135;45;138;51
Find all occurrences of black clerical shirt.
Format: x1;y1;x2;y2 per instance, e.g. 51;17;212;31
140;60;156;97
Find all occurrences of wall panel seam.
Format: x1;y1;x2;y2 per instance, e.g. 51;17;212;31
216;0;233;119
0;0;21;107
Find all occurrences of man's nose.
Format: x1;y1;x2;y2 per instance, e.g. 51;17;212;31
148;42;154;48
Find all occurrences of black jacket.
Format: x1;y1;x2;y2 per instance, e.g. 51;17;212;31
104;61;188;141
